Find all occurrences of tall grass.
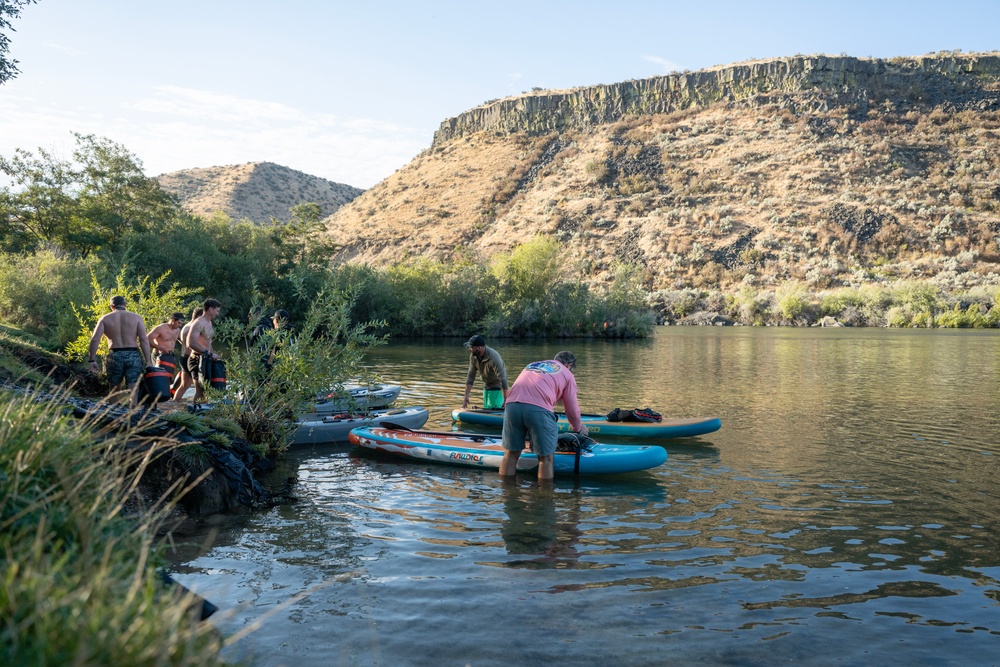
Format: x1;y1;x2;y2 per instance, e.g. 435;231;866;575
0;389;225;666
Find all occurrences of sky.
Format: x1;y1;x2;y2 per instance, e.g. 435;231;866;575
1;0;998;189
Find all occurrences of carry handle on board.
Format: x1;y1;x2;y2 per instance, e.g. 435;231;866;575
374;423;596;449
375;422;491;442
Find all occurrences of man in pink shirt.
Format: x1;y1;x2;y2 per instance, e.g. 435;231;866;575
500;351;589;480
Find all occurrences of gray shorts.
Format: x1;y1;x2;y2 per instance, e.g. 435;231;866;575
501;402;558;457
106;348;144;386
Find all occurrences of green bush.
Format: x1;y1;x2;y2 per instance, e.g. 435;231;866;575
936;303;1000;328
65;267;200;362
110;212;309;320
775;282;812;321
492;236;562;304
0;250;96;347
212;288;387;455
324;239;654;339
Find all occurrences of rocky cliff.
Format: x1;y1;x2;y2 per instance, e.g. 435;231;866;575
158;161;363;224
434;54;1000;143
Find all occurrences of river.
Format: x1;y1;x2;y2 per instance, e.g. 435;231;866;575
166;327;1000;666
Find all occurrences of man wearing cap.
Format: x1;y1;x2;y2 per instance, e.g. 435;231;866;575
147;312;186;369
252;309;289;341
462;334;509;409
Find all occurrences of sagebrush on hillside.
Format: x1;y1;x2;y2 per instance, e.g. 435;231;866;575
326;53;1000;317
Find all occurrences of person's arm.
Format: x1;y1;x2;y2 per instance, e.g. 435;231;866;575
496;353;509;391
463;359;477;407
187;323;202;352
466;358;477;387
88;319;105;372
138;320;152;366
561;373;588;436
146;325;164;353
490;350;509;401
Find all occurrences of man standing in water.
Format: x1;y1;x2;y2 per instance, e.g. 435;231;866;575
461;334;509;409
183;298;223;404
500;351;588;480
87;295;152;409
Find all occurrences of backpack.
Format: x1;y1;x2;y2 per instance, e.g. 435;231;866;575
556;432;595;452
606;407;662;423
606;407;633;422
631;407;662;422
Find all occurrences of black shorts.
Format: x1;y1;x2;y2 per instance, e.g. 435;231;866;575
188;353;211;381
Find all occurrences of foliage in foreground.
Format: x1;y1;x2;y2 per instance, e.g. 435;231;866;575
65;267;200;362
210;283;388;455
0;389;225;666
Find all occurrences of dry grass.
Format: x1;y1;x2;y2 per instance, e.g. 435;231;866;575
157;161;363;223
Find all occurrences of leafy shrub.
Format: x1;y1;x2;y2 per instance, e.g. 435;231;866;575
0;250;95;347
774;282;812;322
492;236;562;304
212;287;387;455
65;267;200;361
585;159;610;183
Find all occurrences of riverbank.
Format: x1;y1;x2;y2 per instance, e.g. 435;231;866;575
0;331;281;515
0;384;231;665
649;281;1000;328
0;330;294;665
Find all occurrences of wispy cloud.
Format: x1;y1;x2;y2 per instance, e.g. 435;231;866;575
0;84;430;188
43;42;88;58
642;55;686;74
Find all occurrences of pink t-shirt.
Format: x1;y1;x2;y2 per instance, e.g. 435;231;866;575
506;360;583;431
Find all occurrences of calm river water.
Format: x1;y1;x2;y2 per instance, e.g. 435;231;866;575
166;327;1000;666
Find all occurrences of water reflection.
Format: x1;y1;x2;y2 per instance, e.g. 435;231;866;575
496;480;581;568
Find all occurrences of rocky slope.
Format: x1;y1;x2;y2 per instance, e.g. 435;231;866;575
158;161;363;223
326;53;1000;296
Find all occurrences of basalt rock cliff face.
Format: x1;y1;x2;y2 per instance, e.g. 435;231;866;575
159;161;363;224
327;53;1000;296
433;54;1000;143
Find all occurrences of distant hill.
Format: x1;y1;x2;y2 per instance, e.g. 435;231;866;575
326;53;1000;298
157;161;363;223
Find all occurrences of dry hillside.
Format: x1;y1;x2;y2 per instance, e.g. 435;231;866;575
158;161;363;223
326;53;1000;297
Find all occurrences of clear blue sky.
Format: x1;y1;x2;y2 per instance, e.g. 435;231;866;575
1;0;997;188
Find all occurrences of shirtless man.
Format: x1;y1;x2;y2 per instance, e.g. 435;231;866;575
183;298;223;403
87;295;153;408
146;312;186;367
171;306;203;401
